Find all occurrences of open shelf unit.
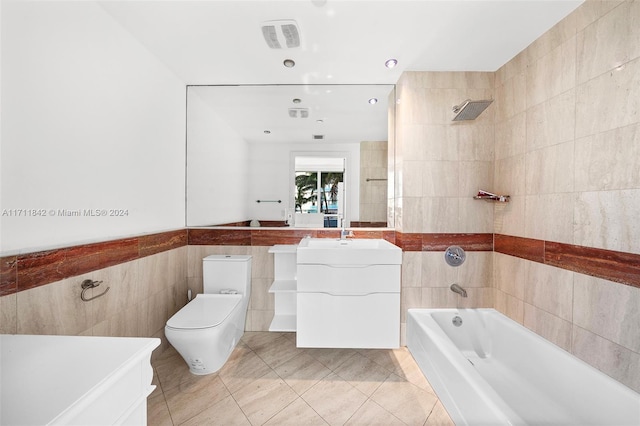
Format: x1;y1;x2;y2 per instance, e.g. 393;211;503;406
268;244;298;332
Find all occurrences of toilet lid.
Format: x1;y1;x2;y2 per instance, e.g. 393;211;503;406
166;294;242;330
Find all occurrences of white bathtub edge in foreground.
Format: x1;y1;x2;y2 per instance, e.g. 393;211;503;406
407;308;640;426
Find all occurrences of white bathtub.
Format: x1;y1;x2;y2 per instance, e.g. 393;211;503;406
407;308;640;426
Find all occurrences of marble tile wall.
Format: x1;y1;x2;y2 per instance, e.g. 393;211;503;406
0;244;188;359
394;71;496;343
493;0;640;392
360;141;388;224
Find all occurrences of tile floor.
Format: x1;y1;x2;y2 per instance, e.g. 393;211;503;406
148;332;454;425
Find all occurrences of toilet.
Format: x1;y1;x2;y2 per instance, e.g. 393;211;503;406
165;254;252;375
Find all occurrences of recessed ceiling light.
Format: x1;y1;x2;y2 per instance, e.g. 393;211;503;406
385;58;398;68
283;59;296;68
316;119;324;124
368;98;378;105
264;130;271;134
293;98;301;104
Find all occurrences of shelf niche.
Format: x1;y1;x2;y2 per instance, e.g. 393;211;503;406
268;244;298;332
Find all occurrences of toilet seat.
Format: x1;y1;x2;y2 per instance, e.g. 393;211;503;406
166;294;242;330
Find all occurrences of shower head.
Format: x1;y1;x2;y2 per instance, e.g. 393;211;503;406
452;99;493;121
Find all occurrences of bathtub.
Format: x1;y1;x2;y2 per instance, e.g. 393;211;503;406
407;308;640;426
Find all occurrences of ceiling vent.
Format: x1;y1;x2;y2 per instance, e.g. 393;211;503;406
288;108;309;118
312;134;325;140
261;20;300;49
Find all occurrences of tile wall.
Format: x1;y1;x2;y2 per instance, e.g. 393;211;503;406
0;232;189;359
394;71;496;341
493;0;640;392
359;141;388;225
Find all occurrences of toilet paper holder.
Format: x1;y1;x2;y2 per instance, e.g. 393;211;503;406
80;279;110;302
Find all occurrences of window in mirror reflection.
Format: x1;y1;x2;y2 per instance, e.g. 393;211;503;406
294;156;345;228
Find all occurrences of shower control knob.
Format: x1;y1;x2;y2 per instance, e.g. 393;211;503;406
444;246;466;267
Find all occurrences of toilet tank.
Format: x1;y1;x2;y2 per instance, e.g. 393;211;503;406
203;255;252;295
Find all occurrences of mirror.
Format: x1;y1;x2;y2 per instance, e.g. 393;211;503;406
186;84;394;228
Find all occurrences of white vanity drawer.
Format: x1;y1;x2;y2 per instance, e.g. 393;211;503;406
297;264;400;294
296;292;400;348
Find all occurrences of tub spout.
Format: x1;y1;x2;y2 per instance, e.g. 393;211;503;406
450;283;467;298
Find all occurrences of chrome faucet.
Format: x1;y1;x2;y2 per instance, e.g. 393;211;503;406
339;215;353;239
340;228;353;240
450;283;467;298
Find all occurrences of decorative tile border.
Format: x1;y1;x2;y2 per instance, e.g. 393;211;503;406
0;255;17;296
397;232;493;252
1;229;187;295
188;228;252;246
495;234;640;289
187;228;396;246
2;229;638;295
494;234;545;263
545;241;640;289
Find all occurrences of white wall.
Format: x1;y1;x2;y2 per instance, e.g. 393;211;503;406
0;1;186;254
248;142;360;222
186;89;249;225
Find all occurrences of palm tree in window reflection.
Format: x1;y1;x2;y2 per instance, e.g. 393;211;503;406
295;171;344;213
295;172;317;212
321;172;343;214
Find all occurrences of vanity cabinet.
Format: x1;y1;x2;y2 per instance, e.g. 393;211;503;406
295;238;402;348
268;244;298;332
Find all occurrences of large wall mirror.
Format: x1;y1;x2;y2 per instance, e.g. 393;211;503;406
186;84;395;228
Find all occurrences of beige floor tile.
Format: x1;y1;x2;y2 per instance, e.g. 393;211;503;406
218;347;272;394
304;347;358;371
252;334;302;368
357;347;413;372
150;367;163;399
425;400;455;426
154;351;198;393
241;331;285;349
149;334;452;426
391;351;436;392
147;392;173;426
345;399;405;426
232;370;299;425
282;331;297;343
370;374;438;426
274;352;332;395
164;374;231;425
180;395;251;426
301;373;368;426
264;397;329;426
333;353;391;396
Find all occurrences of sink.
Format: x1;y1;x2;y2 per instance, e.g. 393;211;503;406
297;237;402;265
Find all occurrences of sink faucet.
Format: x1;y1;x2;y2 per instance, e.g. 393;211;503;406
339;215;353;239
450;283;467;298
340;228;353;240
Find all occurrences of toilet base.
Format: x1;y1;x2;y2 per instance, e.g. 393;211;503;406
165;321;245;375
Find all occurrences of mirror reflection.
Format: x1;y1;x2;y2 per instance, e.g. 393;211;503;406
186;84;394;228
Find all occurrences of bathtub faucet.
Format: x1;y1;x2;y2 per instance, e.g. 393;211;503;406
450;283;467;298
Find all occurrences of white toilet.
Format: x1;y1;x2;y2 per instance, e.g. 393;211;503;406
165;254;252;375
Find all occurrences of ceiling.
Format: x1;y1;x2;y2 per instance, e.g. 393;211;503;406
99;0;582;143
191;84;394;144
